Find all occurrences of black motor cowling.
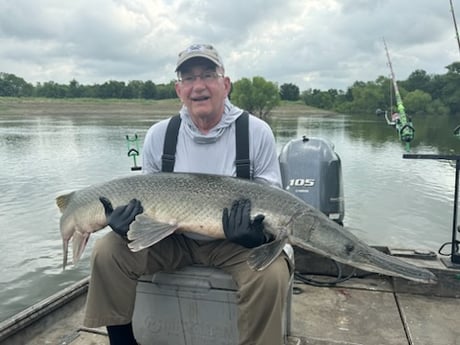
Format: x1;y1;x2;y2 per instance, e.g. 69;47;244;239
279;136;344;225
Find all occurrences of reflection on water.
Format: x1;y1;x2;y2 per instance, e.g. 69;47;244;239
1;111;460;322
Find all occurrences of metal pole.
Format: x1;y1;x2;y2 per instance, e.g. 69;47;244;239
452;159;460;263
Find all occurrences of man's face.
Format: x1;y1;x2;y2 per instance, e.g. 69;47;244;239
175;60;231;123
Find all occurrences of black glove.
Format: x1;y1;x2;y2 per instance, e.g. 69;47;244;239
222;198;268;248
99;197;143;239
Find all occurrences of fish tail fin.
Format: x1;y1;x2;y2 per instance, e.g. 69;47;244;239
247;229;289;271
127;214;178;252
56;192;75;213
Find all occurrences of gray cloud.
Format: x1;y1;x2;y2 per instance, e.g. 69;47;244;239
0;0;457;90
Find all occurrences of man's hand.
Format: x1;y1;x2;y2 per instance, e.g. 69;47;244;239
99;197;143;239
222;198;269;248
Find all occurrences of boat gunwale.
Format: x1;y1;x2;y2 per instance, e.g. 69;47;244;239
0;276;89;342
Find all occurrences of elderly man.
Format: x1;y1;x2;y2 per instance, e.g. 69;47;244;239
83;43;291;345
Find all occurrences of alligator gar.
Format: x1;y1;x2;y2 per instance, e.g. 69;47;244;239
56;172;437;283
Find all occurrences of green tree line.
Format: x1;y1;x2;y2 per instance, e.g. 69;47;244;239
0;74;178;100
301;62;460;116
1;60;459;116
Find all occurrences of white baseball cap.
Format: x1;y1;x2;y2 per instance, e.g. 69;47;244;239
175;44;224;72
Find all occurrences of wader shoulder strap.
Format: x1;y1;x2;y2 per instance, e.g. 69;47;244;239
161;111;250;179
235;111;250;179
161;114;181;172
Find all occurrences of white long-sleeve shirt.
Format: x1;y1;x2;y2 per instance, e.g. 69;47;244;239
142;99;281;188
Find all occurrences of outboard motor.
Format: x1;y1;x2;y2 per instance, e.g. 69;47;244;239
279;136;344;225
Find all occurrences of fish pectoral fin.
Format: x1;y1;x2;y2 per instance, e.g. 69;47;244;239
247;230;289;271
72;231;90;267
127;215;178;252
62;239;69;270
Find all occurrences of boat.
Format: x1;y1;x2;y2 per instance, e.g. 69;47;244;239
1;137;460;345
1;246;460;345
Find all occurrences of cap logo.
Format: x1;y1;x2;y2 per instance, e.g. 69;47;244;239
179;44;214;57
187;44;209;52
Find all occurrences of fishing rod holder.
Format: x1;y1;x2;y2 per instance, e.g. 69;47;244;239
126;134;142;171
403;154;460;267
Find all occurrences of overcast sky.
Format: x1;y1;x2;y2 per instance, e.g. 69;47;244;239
0;0;458;91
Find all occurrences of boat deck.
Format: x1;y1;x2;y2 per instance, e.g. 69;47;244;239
291;276;460;345
2;248;460;345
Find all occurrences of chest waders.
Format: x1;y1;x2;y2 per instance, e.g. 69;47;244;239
161;111;251;179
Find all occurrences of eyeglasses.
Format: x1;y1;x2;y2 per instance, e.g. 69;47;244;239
178;71;224;86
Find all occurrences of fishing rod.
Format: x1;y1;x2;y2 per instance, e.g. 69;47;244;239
382;38;415;151
450;0;460;56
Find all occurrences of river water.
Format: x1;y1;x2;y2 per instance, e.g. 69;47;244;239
1;110;460;322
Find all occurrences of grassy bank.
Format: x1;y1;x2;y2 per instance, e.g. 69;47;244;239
0;97;333;116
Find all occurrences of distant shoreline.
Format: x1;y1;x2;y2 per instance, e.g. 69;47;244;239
0;97;335;117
